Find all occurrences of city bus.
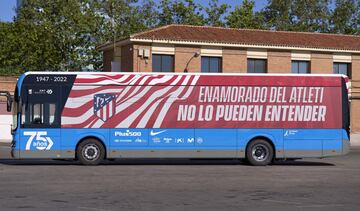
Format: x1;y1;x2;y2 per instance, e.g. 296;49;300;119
2;72;350;165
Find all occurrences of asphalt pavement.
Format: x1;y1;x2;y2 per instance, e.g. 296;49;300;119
0;147;359;211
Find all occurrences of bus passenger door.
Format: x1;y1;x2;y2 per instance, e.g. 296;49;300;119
19;86;61;158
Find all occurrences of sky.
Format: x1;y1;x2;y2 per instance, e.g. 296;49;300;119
0;0;268;22
0;0;17;22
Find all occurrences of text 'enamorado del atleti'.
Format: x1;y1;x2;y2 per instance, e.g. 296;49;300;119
177;86;326;122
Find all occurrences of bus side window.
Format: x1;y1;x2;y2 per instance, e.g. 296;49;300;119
49;103;56;125
32;103;44;124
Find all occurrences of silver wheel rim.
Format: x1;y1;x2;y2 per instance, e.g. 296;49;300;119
82;144;100;161
251;144;269;162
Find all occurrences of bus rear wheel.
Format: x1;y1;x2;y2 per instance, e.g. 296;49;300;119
246;139;274;166
77;139;105;165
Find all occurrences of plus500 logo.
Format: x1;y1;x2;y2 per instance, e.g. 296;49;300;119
114;130;142;137
24;131;53;150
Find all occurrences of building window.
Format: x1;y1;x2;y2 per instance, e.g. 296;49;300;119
201;57;222;73
247;59;267;73
292;61;310;74
152;54;174;72
333;63;351;78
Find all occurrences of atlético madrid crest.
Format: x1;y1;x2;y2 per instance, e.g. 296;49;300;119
93;93;117;122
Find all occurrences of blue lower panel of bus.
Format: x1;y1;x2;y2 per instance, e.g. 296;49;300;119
15;128;348;159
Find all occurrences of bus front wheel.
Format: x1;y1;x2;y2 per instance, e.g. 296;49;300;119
77;139;105;165
246;139;274;166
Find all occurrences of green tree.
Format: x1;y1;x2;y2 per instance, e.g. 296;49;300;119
2;0;105;72
263;0;294;30
225;0;265;29
171;0;205;25
97;0;157;43
292;0;331;32
158;0;173;26
0;22;24;75
157;0;205;25
264;0;331;32
331;0;358;34
0;0;158;73
0;4;64;72
140;0;158;29
205;0;229;27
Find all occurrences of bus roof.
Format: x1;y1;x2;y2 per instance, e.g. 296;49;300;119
22;71;347;78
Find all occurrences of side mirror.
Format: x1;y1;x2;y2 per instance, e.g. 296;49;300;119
0;91;12;112
6;96;12;112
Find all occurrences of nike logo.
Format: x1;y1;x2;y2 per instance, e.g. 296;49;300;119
150;130;167;136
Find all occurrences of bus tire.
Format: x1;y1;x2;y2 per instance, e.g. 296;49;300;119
77;139;105;165
246;139;274;166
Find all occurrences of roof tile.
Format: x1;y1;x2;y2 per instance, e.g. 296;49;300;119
131;25;360;51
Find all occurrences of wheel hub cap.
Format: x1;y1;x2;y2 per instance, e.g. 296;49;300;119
251;144;269;162
83;144;99;161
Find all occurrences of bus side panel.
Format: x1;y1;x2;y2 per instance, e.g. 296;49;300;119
18;128;61;158
110;128;149;149
109;128;195;158
108;128;238;158
238;129;284;158
283;129;343;158
60;128;109;158
195;129;237;158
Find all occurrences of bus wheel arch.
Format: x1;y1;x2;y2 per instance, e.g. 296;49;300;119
245;136;275;166
75;136;106;165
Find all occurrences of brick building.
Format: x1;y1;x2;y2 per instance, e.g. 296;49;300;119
97;24;360;132
0;77;17;142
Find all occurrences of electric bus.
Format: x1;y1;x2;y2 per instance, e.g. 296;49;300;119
1;72;350;165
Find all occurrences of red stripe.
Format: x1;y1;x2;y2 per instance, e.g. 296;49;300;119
62;100;93;117
132;75;178;86
115;75;154;104
129;76;188;128
106;103;110;120
146;76;195;128
177;75;196;99
115;75;178;105
101;87;161;128
102;105;106;121
145;95;171;128
101;83;176;128
69;85;122;98
116;85;149;105
63;75;190;128
75;74;136;84
87;117;100;128
112;100;116;118
62;115;98;128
